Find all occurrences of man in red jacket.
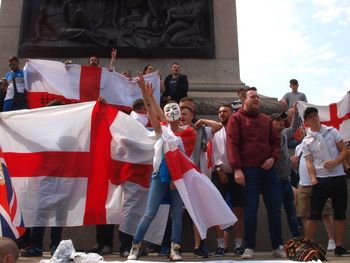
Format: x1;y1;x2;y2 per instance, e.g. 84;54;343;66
226;87;284;259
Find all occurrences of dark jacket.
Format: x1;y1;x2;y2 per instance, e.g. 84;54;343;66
226;108;281;170
163;74;188;103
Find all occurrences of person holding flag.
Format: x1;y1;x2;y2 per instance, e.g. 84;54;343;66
128;75;189;261
128;74;235;261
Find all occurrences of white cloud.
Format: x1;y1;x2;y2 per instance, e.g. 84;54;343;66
236;0;350;105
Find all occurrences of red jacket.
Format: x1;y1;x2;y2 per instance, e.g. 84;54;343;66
226;108;280;170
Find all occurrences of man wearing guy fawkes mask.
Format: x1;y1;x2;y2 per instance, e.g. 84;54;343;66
128;72;197;261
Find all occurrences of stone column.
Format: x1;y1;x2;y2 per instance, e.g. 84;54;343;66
0;0;23;76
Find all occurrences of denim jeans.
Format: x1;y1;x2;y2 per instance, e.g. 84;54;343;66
243;167;283;250
281;179;300;237
133;172;184;244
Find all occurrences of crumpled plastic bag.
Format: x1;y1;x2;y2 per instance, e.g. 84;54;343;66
50;239;76;263
74;253;103;263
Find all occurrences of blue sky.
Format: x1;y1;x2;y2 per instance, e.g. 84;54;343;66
236;0;350;105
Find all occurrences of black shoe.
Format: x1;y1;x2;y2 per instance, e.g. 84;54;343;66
193;246;209;258
234;246;245;256
21;246;43;257
214;247;225;256
334;246;350;257
139;249;148;257
86;244;103;253
99;245;113;255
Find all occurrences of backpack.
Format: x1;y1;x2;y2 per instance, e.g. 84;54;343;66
284;237;327;261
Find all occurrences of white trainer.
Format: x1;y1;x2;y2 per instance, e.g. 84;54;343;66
170;242;183;261
241;248;254;259
272;245;286;258
127;242;141;260
327;239;336;251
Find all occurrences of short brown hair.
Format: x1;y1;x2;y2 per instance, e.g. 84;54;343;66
8;56;19;63
132;99;145;111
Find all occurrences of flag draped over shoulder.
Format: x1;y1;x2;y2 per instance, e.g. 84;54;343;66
297;92;350;142
159;126;237;239
23;59;160;110
0;150;25;239
0;103;236;237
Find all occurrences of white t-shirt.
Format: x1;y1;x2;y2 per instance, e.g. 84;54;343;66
4;70;25;100
302;125;344;178
211;127;232;173
295;143;311;186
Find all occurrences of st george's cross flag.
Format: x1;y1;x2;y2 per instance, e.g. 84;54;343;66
0;102;155;226
0;150;25;239
23;59;160;110
0;102;236;239
297;92;350;142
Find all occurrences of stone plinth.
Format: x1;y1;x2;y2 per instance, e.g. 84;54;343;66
0;0;244;93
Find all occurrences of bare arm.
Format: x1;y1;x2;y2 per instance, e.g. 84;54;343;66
136;73;161;135
305;155;318;185
109;48;117;71
194;119;222;134
148;91;167;122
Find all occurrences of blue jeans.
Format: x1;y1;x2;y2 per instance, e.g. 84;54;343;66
243;167;283;250
133;172;184;244
3;98;27;111
281;180;300;237
3;99;13;111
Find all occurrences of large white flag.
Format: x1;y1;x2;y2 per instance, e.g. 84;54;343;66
297;92;350;142
24;59;160;110
0;102;156;226
0;102;236;241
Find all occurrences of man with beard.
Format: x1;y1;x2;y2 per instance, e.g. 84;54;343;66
226;87;284;259
211;105;245;256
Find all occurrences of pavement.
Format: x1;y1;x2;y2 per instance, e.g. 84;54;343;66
18;251;350;262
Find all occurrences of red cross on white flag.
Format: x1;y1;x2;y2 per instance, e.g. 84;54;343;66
297;92;350;142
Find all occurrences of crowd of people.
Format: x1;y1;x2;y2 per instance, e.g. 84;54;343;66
1;51;350;261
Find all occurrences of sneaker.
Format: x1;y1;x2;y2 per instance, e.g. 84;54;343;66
170;242;183;261
86;244;103;253
120;250;129;257
334;246;350;257
241;248;254;259
272;246;286;258
234;246;245;256
193;246;208;258
214;247;225;256
20;246;43;257
127;242;141;260
327;239;336;251
99;245;113;256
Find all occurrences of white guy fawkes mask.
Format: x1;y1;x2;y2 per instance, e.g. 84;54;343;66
164;102;181;122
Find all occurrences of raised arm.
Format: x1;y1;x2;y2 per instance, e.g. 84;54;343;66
194;119;223;134
109;48;117;71
136;73;161;135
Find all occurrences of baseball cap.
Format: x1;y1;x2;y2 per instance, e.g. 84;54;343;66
271;112;287;120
